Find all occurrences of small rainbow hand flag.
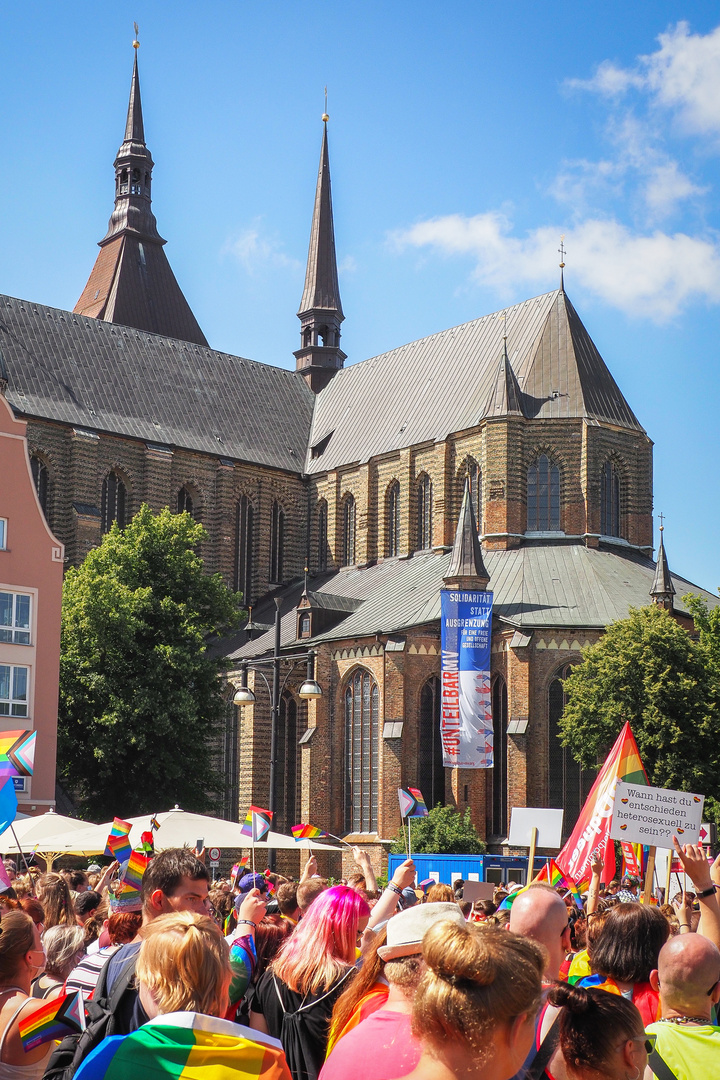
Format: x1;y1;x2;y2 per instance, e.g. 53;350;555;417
107;832;132;864
240;806;272;843
150;814;161;831
122;849;149;891
398;787;428;818
291;823;329;840
536;858;584;910
0;730;37;778
104;817;132;857
18;990;85;1051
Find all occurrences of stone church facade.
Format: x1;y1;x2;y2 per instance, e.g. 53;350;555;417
2;48;714;865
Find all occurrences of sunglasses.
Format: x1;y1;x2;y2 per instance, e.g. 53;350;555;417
628;1033;656;1055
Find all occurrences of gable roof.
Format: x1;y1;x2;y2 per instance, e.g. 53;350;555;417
306;289;644;473
0;294;313;471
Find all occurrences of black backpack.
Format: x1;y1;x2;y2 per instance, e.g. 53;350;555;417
42;953;138;1080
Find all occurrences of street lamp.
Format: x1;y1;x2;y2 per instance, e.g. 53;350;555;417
233;596;322;869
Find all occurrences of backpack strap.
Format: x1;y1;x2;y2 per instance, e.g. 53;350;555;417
272;978;287;1016
647;1048;679;1080
106;954;138;1015
525;1006;561;1080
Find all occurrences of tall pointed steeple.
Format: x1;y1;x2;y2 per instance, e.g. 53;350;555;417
294;113;346;393
444;481;490;590
650;522;675;610
74;36;208;346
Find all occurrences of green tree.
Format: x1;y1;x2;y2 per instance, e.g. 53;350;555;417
390;804;486;855
559;604;720;823
59;505;242;820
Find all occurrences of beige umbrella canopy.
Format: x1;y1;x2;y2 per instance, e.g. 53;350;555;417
25;806;342;859
0;810;97;870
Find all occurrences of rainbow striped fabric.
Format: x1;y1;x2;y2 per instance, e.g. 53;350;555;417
0;729;36;778
240;806;272;843
104;817;132;857
398;787;428;818
107;833;132;864
73;1012;292;1080
291;822;329;839
535;858;584;909
122;849;149;890
18;990;85;1051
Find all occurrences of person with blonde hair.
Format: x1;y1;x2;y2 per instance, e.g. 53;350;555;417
403;921;545;1080
31;924;85;1000
35;874;74;929
74;911;292;1078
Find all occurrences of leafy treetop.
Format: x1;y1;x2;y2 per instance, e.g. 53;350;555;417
390;803;486;855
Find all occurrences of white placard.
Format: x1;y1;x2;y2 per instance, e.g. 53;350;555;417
508;807;564;849
610;781;704;848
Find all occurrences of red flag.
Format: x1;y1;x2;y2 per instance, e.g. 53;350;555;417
556;722;647;887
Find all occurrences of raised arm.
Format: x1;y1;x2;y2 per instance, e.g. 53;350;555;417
672;837;720;949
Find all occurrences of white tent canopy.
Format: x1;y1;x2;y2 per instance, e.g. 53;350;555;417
25;807;342;858
0;810;98;870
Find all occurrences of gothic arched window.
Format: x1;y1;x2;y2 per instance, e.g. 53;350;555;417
489;676;508;837
30;456;49;519
101;471;127;533
527;455;560;531
386;482;400;557
317;500;328;572
345;669;380;833
270;501;285;584
343;496;356;567
235;495;254;602
418;676;445;810
177;487;194;517
548;665;592;834
465;458;482;534
600;461;621;538
276;693;298;835
417;475;433;551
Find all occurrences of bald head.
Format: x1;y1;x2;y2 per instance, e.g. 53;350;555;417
654;934;720;1017
509;884;568;979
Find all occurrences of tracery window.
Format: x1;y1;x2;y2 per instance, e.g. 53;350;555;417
489;676;507;837
235;495;254;602
30;456;49;519
101;471;127;533
418;676;445;810
177;487;194;517
417;475;433;550
345;669;380;832
276;693;299;835
548;665;593;834
600;461;621;538
270;501;285;584
527;455;560;531
465;459;482;534
317;500;328;572
386;482;400;557
343;496;356;567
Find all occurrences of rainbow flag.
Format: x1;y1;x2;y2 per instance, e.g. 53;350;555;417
535;858;584;909
240;806;272;843
74;1011;291;1079
18;990;85;1051
150;814;161;831
398;787;428;818
107;833;132;864
557;722;648;887
0;729;36;777
104;817;132;857
122;849;149;891
291;823;329;840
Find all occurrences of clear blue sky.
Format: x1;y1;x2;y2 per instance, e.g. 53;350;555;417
2;3;719;591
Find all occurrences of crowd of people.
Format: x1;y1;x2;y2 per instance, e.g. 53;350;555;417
0;837;714;1078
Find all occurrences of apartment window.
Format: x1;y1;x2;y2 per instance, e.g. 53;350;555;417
0;665;29;717
0;593;31;644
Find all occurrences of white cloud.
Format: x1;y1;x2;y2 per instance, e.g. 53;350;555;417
223;220;301;274
644;161;707;214
338;254;357;274
392;212;720;321
568;21;720;138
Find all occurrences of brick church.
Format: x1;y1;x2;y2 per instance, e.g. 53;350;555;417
2;47;715;862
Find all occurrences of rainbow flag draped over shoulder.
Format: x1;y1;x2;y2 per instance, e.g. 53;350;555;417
556;722;647;887
18;990;85;1051
73;1012;292;1080
291;822;329;840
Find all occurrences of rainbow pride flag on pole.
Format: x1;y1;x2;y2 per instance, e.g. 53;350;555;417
0;729;36;778
18;990;85;1051
107;833;132;864
240;806;272;843
535;858;584;909
398;787;428;818
104;817;132;858
72;1011;291;1079
291;823;329;840
556;722;647;887
122;849;149;891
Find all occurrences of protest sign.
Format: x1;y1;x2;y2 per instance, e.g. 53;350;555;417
440;589;493;768
508;808;564;849
610;781;704;848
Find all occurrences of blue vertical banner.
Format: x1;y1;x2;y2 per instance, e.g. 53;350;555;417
440;589;493;769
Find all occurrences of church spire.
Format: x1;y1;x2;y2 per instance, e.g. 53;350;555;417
443;480;490;590
74;35;208;347
650;521;675;610
294;112;346;393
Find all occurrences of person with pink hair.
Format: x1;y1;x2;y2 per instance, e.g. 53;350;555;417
250;885;370;1080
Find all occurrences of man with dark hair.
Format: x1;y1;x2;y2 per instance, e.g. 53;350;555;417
68;869;90;894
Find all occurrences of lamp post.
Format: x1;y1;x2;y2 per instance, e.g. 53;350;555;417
233;597;322;871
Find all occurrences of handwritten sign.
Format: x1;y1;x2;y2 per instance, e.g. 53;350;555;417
610;781;704;848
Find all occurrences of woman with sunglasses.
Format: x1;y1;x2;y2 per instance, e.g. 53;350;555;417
545;983;651;1080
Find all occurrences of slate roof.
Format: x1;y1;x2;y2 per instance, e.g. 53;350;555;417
223;542;718;661
0;294;314;471
306;289;644;473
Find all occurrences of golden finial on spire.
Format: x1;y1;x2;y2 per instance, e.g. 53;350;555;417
658;512;665;532
558;235;566;288
133;22;140;49
322;86;329;123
